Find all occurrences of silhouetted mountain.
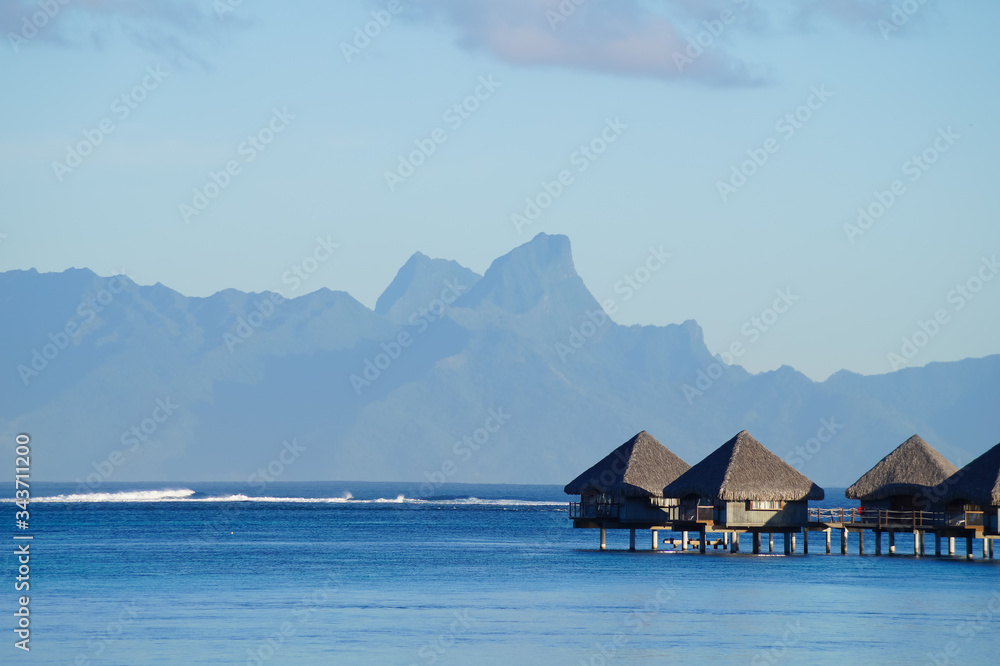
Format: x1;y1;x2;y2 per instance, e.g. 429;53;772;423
1;234;998;487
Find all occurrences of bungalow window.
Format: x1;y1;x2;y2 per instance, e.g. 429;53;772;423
748;500;784;511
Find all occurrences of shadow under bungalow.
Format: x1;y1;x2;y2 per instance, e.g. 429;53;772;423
565;429;1000;559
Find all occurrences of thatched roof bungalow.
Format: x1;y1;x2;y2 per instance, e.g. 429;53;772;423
662;430;824;528
564;430;690;526
845;434;957;511
943;441;1000;534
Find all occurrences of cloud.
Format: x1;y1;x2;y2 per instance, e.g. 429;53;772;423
2;0;242;68
408;0;767;86
404;0;919;85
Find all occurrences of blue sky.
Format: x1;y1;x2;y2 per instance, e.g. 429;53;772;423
2;0;998;380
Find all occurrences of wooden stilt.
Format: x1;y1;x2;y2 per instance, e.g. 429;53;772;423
651;529;658;551
935;533;941;556
769;533;774;553
783;532;791;555
629;528;636;551
681;531;688;552
949;537;955;555
791;533;796;553
723;532;729;547
990;539;994;559
912;530;919;556
841;528;848;555
600;528;606;551
859;530;865;555
699;526;707;554
734;532;740;552
984;537;989;559
920;531;926;556
753;532;761;554
966;536;974;560
875;531;882;555
889;531;895;554
825;529;831;554
803;530;809;554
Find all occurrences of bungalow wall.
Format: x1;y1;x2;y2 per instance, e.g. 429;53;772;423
620;496;680;524
722;500;808;527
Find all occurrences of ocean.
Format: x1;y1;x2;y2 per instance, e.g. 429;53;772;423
5;481;999;665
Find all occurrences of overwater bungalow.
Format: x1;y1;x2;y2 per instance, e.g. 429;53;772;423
662;430;824;552
564;430;690;547
944;440;1000;535
845;434;957;512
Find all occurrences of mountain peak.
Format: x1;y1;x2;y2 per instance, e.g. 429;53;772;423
375;251;481;324
456;233;599;316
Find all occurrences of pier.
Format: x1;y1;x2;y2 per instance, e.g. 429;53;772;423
564;430;1000;562
570;503;998;559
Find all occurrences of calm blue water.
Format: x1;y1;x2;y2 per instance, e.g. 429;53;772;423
4;482;999;665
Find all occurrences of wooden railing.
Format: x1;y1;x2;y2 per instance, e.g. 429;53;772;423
569;501;620;520
808;508;953;528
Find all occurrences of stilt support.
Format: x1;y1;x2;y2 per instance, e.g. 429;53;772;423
681;531;688;552
935;533;941;556
769;533;774;553
967;536;974;560
984;537;989;559
699;527;707;554
825;529;831;554
803;530;809;554
783;532;791;555
949;537;955;555
753;532;761;554
889;531;895;554
651;529;658;551
629;528;636;552
875;531;882;555
913;530;920;556
859;530;865;555
841;528;848;555
600;528;606;551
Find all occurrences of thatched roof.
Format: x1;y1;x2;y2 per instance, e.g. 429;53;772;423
944;441;1000;506
845;434;957;500
563;431;690;498
663;430;824;501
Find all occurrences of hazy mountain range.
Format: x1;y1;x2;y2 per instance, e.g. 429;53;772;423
2;233;998;488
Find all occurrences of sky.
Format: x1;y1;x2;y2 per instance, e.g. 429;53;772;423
1;0;998;381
